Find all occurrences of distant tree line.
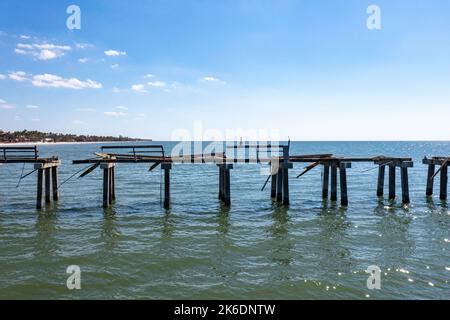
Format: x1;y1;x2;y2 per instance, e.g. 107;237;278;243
0;130;144;143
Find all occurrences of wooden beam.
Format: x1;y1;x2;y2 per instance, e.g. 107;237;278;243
322;165;329;199
377;165;385;197
36;169;43;209
389;165;396;200
440;164;448;201
340;163;348;206
276;167;283;202
330;164;337;201
44;167;51;204
282;167;289;206
426;164;435;196
103;167;110;208
51;166;59;201
401;167;410;204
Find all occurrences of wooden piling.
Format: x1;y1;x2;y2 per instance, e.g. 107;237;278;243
111;167;116;201
440;164;448;200
401;166;410;204
51;166;59;201
44;167;51;204
36;169;43;209
330;164;337;201
270;173;276;198
162;163;171;209
108;168;114;205
282;167;289;205
322;165;330;199
377;165;385;197
218;166;223;200
224;167;231;206
389;165;396;200
276;167;283;202
339;162;348;206
426;164;435;196
103;167;110;208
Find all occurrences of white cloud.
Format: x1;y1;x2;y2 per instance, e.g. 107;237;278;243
32;73;102;89
14;42;72;60
111;64;120;70
147;81;166;88
0;98;15;110
75;43;93;49
9;71;28;82
104;49;126;57
115;106;127;110
19;35;31;39
131;84;146;93
199;76;225;84
144;74;154;78
0;74;6;80
104;111;127;117
26;105;39;109
78;58;89;63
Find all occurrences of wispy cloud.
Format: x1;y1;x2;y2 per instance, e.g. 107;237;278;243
144;74;154;78
111;63;120;70
31;73;102;89
25;105;39;109
15;42;72;60
0;74;6;80
104;111;127;117
115;106;127;110
147;81;166;88
199;76;225;84
9;71;28;82
0;98;15;110
78;58;89;63
131;84;146;93
104;49;126;57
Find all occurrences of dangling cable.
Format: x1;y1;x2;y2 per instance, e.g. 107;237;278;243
15;163;26;188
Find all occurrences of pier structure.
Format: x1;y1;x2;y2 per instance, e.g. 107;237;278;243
423;157;449;200
0;146;60;209
290;155;413;205
72;144;415;209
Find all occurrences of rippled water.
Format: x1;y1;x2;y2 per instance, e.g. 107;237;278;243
0;141;449;299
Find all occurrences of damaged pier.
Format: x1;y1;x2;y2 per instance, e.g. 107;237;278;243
423;157;449;200
1;146;60;209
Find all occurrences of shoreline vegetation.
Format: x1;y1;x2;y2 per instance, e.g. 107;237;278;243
0;130;147;145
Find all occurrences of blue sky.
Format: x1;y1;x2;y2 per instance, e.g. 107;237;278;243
0;0;449;140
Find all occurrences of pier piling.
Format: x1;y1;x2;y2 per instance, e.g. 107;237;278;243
34;161;61;209
322;165;330;199
440;164;448;200
339;162;350;206
101;162;116;208
426;163;435;196
330;164;338;201
162;163;171;209
389;165;396;200
377;165;385;197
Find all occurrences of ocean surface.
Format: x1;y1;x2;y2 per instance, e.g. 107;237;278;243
0;141;449;299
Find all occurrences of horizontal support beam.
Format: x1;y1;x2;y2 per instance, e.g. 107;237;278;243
100;162;116;169
33;160;61;169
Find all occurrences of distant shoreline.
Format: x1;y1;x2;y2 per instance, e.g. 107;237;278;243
0;140;151;147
